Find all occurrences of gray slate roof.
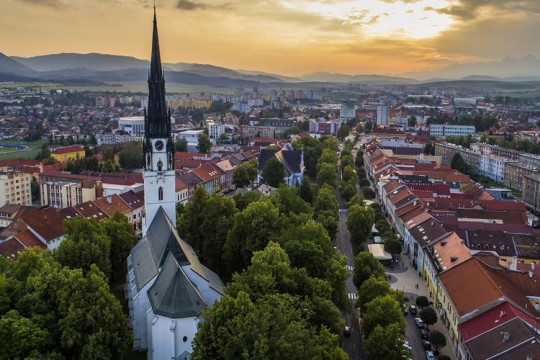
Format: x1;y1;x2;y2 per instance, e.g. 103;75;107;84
131;238;159;291
148;253;207;318
131;206;225;294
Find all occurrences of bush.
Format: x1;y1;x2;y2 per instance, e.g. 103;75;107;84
416;296;429;307
363;188;375;200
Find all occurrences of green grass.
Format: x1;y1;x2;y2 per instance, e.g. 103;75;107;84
0;140;46;161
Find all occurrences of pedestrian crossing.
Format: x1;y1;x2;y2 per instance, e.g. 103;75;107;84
346;265;354;271
348;292;358;300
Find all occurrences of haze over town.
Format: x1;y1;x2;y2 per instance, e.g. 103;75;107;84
3;0;540;76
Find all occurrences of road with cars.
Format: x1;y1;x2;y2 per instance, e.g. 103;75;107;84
335;141;365;360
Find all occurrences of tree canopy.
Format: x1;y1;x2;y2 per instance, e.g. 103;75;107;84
262;157;285;187
192;242;347;360
353;251;385;289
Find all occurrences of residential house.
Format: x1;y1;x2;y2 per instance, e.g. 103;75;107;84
50;145;85;162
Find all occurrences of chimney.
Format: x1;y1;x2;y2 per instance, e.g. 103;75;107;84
107;196;112;204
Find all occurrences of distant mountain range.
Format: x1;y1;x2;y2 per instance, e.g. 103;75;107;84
2;52;540;88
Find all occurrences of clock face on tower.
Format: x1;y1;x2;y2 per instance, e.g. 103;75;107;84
154;140;164;151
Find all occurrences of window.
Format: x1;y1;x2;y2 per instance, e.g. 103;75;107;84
158;187;163;201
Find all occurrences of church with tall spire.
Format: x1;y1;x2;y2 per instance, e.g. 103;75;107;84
142;6;176;235
127;8;224;359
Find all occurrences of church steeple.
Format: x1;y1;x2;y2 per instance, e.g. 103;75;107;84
142;6;176;235
145;6;171;142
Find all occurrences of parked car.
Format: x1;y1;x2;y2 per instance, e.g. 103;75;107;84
409;304;417;314
415;317;425;329
422;340;431;350
344;325;351;337
425;350;435;360
403;303;409;315
403;340;413;352
420;329;429;340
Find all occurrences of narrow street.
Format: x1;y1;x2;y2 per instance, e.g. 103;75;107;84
335;139;365;360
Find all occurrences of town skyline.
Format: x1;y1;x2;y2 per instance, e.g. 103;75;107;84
3;0;540;76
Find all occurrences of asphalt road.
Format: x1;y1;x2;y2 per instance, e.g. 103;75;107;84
335;143;365;360
404;297;429;360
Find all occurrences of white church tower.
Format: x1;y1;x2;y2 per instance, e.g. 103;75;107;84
142;9;176;235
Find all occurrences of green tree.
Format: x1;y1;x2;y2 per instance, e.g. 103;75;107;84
298;177;313;203
363;187;375;199
317;163;338;188
337;124;350;140
342;166;358;184
232;190;262;211
54;217;112;280
262;157;285;187
233;160;257;188
223;198;281;275
197;133;213;153
362;294;406;337
357;276;391;312
316;149;338;174
347;204;375;248
416;295;429;307
420;307;438;329
118;142;143;170
175;138;188;152
0;310;54;359
313;184;338;239
364;323;406;360
408;115;417;128
451;153;469;173
178;185;209;255
384;239;402;255
31;177;40;203
340;181;356;202
276;222;349;310
101;159;117;173
99;212;136;281
57;265;131;359
353;251;385;289
347;195;365;208
192;292;347;360
272;185;312;216
232;163;250;187
428;330;447;353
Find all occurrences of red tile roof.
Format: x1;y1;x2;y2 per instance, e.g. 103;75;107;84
93;194;131;217
21;207;66;242
458;302;535;342
0;238;25;259
14;229;46;249
51;145;84;155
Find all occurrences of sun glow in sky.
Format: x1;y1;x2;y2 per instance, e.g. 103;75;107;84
0;0;539;75
283;0;455;39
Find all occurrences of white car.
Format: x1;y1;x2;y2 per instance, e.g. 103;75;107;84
415;317;425;328
425;350;435;360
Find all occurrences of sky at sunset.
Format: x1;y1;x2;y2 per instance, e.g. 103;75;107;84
2;0;540;76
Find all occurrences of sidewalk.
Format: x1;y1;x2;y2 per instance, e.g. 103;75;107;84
389;254;457;360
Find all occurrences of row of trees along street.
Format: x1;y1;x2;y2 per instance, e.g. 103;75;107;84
180;136;354;359
338;142;408;360
0;213;136;359
347;142;449;359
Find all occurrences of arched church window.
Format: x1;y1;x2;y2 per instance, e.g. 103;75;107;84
158;187;163;201
157;159;163;171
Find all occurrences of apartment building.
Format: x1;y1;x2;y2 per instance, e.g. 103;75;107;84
0;169;32;207
429;124;476;137
41;180;98;209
